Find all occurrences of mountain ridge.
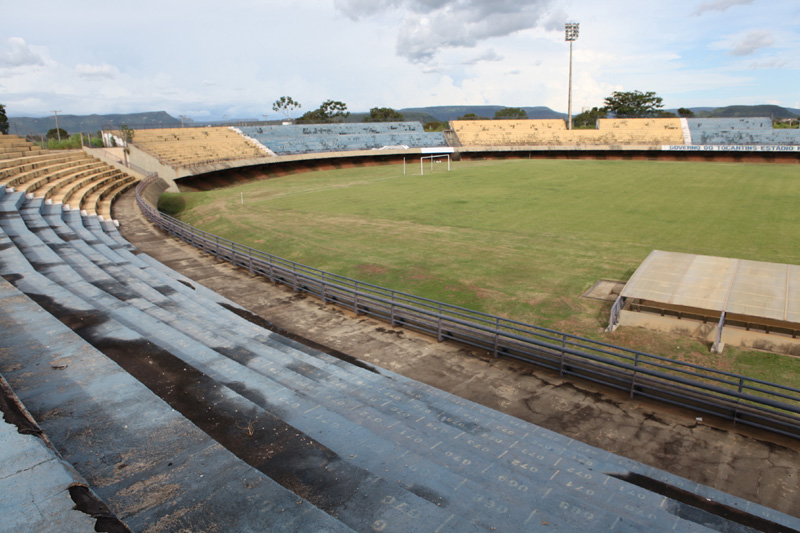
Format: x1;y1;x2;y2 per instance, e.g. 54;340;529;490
8;105;799;135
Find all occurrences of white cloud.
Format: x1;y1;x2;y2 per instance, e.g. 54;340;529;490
746;57;788;69
0;0;798;118
0;37;45;69
461;49;504;65
75;63;119;79
693;0;752;16
729;29;774;56
335;0;555;63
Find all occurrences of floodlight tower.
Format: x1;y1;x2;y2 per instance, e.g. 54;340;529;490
565;22;579;130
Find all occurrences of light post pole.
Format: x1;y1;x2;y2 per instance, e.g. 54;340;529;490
565;22;579;130
51;110;62;141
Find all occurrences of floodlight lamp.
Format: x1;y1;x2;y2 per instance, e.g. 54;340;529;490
565;22;579;41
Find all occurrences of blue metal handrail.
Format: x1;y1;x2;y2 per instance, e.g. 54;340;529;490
134;176;800;439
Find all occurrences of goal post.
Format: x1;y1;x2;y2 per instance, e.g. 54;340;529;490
420;154;450;175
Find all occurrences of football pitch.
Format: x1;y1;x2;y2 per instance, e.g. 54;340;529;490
160;158;800;385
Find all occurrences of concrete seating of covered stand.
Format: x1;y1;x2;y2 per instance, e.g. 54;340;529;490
130;127;269;167
686;117;800;145
1;183;797;531
239;122;448;155
450;118;685;146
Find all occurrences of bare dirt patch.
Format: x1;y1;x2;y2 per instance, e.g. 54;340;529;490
356;263;388;276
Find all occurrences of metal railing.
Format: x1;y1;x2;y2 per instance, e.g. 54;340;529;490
134;176;800;440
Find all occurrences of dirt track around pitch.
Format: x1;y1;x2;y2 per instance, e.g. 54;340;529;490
114;189;800;518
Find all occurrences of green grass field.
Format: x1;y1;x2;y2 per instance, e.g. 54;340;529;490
159;158;800;386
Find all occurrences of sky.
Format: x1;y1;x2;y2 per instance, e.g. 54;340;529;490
1;0;798;120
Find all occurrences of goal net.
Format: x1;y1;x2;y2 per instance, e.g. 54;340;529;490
420;154;450;175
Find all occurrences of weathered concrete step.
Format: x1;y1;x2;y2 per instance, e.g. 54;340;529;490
0;374;108;532
0;276;353;532
2;210;482;531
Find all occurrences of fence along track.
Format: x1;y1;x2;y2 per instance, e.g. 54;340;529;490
135;177;800;440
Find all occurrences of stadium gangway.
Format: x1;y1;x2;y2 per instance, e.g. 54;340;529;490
136;177;800;440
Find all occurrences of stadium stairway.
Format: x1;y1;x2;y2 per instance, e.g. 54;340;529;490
2;186;800;530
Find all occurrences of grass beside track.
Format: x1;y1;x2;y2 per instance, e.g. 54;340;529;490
160;158;800;389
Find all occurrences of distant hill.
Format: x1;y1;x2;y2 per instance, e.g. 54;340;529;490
8;104;798;136
699;105;799;119
8;111;185;136
399;106;565;121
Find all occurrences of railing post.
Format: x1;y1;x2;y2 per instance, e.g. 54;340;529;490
353;282;359;315
492;317;500;358
559;333;567;376
292;263;298;292
321;272;327;304
389;291;396;326
248;247;254;275
437;303;443;342
267;256;275;283
630;352;640;399
733;376;744;424
215;235;220;259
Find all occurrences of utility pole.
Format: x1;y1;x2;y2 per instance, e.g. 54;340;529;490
51;110;62;140
565;23;580;130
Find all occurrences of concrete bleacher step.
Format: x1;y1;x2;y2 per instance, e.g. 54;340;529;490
96;177;138;222
12;198;789;530
5;188;800;529
0;277;353;532
1;156;95;190
3;195;488;531
24;161;107;196
0;371;106;531
82;175;136;217
0;152;82;177
12;194;623;528
9;196;597;528
59;169;123;210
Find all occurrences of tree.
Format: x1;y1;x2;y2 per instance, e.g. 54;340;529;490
47;128;69;140
299;100;350;123
457;113;489;120
677;107;695;118
272;96;301;120
494;108;528;120
364;107;404;122
602;90;664;118
0;104;8;135
120;124;135;167
572;107;607;129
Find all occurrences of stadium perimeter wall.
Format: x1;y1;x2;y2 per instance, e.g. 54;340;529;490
167;144;800;190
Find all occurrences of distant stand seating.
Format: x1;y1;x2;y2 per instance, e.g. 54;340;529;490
239;122;448;155
451;118;684;146
686;117;800;145
131;127;269;168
